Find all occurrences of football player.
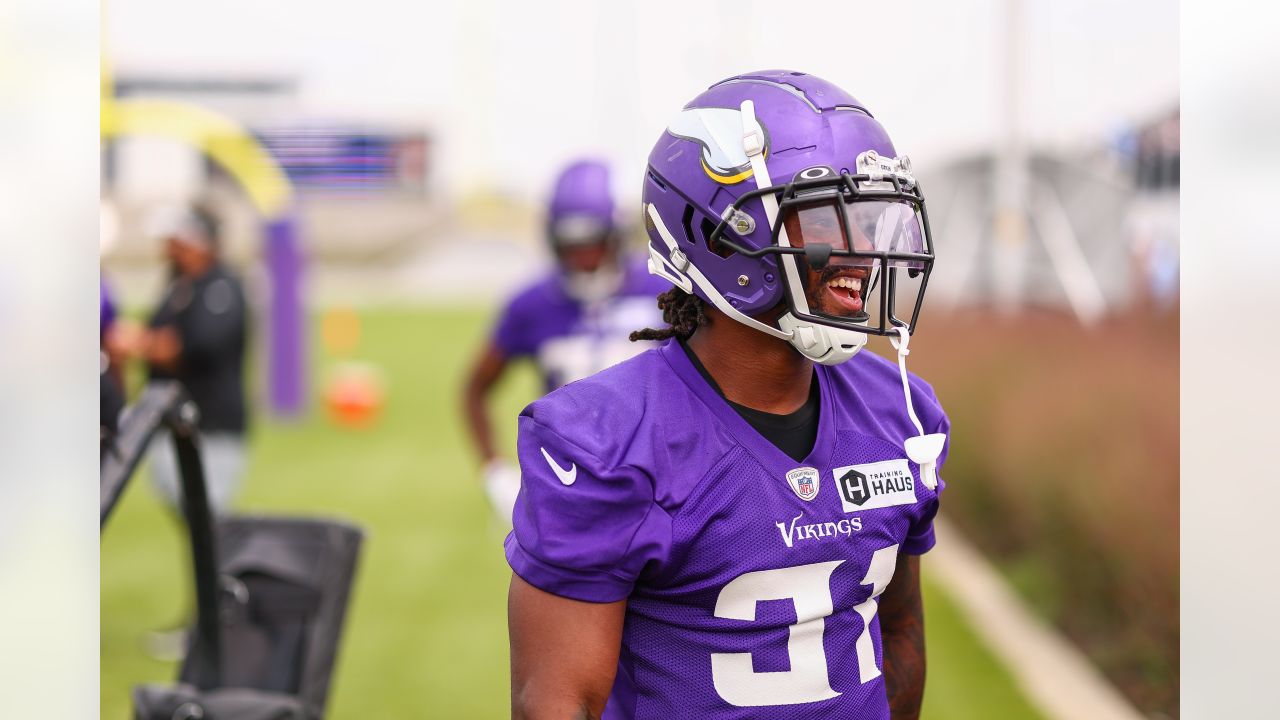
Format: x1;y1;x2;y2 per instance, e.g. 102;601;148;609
101;278;123;460
505;71;949;719
463;159;669;522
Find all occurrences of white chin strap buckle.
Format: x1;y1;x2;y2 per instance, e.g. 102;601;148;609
777;313;867;365
889;326;946;490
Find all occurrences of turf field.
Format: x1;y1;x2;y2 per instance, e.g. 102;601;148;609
101;307;1042;719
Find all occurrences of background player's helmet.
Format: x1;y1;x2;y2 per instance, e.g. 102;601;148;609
547;158;621;301
642;70;936;364
548;158;615;249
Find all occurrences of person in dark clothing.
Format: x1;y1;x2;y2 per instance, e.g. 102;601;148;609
109;205;249;512
101;368;124;461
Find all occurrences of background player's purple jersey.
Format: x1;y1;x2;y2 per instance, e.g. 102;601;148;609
100;277;116;339
491;257;668;391
506;340;949;719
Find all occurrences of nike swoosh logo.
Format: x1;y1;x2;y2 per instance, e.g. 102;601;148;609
539;447;577;486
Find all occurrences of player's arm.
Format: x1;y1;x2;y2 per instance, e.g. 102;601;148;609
462;342;510;463
508;574;626;720
879;552;925;719
141;326;183;370
105;319;182;372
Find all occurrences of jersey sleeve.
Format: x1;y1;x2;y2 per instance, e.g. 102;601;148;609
100;279;116;333
902;411;950;556
491;293;535;359
505;414;672;603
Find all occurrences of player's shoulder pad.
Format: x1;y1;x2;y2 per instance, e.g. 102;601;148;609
502;271;565;315
837;349;948;429
520;349;669;467
510;359;678;601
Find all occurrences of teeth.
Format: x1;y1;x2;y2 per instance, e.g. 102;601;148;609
827;276;862;292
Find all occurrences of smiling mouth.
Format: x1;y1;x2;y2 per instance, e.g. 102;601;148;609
821;268;870;316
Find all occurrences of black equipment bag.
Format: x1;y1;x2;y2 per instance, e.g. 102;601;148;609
133;517;364;720
103;384;365;720
132;685;305;720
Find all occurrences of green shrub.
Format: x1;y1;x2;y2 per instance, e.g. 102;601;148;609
875;308;1178;717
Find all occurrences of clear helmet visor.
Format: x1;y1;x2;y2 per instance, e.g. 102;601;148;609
781;197;931;332
785;198;927;268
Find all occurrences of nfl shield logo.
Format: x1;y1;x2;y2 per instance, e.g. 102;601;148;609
786;467;820;502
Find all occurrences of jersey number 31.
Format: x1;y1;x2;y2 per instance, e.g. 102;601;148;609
709;544;899;707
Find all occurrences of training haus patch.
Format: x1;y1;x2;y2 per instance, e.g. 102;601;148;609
835;459;917;513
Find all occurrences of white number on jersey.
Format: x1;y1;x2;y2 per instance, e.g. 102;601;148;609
709;544;900;707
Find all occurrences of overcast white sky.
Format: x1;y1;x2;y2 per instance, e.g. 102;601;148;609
107;0;1178;202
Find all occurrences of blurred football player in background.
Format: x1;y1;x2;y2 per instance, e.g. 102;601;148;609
100;278;123;461
101;204;125;459
463;159;667;522
506;71;947;719
106;204;249;514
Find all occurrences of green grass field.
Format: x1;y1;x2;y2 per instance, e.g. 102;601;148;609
101;307;1042;719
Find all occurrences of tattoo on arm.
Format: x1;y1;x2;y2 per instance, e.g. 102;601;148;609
880;553;925;719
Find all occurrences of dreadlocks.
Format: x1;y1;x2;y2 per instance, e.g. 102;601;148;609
630;286;709;342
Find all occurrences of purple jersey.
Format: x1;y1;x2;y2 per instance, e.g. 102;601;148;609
100;277;116;337
492;257;669;391
506;340;948;719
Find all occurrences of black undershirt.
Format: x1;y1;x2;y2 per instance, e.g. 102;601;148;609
679;339;820;462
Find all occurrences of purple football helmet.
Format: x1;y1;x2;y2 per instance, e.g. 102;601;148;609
643;70;936;364
548;158;616;248
546;158;624;301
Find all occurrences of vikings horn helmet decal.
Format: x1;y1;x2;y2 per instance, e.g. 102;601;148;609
668;107;766;185
643;70;937;365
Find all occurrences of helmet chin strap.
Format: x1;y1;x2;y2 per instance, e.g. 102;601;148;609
889;326;946;490
645;203;791;341
776;313;867;365
739;99;867;366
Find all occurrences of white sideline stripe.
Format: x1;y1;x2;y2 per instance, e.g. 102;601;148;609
926;517;1144;720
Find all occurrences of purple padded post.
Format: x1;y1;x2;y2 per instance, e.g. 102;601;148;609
265;211;305;416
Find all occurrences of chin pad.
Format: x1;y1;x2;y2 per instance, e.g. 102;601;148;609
777;313;867;365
